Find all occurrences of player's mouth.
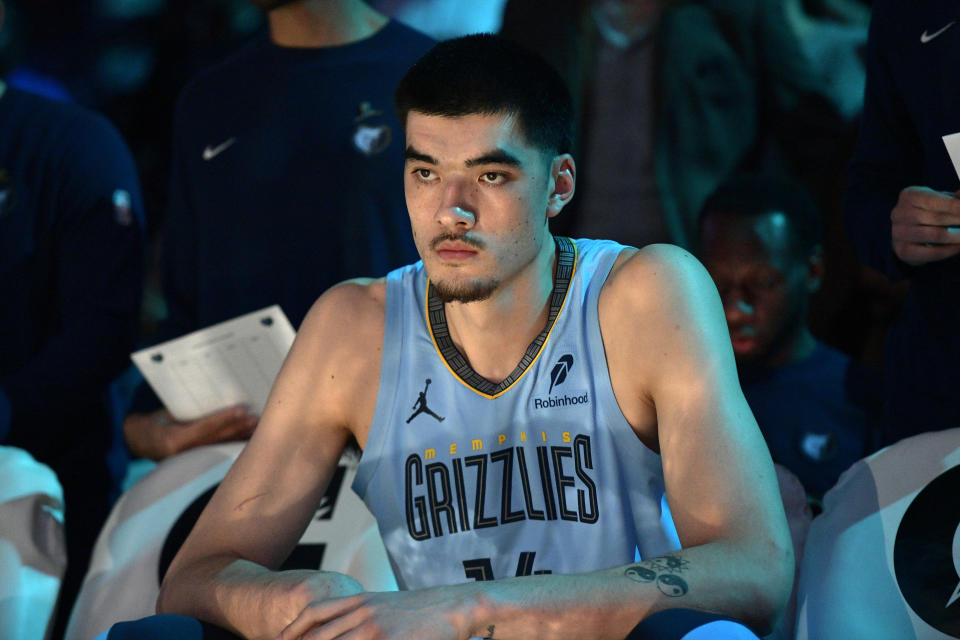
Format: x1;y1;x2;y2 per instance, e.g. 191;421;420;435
433;235;482;262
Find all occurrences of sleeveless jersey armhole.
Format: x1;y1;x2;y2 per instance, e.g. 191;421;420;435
583;245;647;447
580;242;680;558
353;268;407;499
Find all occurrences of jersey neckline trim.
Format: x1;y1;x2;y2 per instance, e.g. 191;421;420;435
425;236;577;399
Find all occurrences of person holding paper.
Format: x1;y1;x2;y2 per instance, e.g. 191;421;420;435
844;0;960;445
0;0;145;631
122;0;433;461
110;34;794;640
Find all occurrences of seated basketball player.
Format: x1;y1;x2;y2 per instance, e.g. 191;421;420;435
144;35;793;640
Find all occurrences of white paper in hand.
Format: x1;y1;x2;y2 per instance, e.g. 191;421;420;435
942;132;960;181
131;305;296;422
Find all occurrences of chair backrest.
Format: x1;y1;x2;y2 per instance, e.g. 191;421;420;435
0;446;66;640
64;442;396;640
794;428;960;640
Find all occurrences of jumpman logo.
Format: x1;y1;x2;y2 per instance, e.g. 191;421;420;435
406;378;445;424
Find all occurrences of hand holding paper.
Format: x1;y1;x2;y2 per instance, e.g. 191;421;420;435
122;406;257;460
886;133;960;266
890;186;960;265
131;305;296;422
125;305;295;460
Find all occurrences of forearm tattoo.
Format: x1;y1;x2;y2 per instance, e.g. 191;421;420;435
484;624;496;639
624;553;690;597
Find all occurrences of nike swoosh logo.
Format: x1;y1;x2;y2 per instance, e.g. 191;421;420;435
921;22;955;43
202;137;236;161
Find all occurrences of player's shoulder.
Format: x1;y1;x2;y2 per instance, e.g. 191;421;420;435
299;277;386;347
603;242;715;310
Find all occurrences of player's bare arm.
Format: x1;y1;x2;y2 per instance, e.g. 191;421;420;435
599;244;794;630
157;278;387;640
276;246;793;640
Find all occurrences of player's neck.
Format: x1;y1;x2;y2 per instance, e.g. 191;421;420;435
267;0;388;48
444;239;557;383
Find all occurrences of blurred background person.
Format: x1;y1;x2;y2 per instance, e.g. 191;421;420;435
698;173;879;504
498;0;904;378
845;0;960;446
368;0;507;39
782;0;869;124
121;0;434;462
0;0;145;633
499;0;836;251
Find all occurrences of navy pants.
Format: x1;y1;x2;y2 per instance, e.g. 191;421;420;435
103;610;760;640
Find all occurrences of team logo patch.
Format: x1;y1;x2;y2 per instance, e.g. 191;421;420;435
893;465;960;636
549;354;574;394
800;431;837;463
112;189;133;226
352;100;390;155
533;353;589;410
353;123;391;156
407;378;445;424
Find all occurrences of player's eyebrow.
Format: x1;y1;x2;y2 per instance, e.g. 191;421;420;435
405;146;437;164
405;146;523;169
465;149;522;168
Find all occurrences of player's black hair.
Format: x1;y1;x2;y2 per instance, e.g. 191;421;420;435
395;33;574;156
698;172;823;258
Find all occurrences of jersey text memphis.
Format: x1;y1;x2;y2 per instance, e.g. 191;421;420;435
353;238;679;589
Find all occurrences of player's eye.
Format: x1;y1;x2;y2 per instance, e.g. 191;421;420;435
413;168;435;181
481;172;505;184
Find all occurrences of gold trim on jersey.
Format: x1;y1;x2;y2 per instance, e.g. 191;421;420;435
425;236;578;399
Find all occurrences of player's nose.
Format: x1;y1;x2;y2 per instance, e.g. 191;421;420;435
435;178;476;229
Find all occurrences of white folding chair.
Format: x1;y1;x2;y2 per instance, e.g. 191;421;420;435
795;428;960;639
0;446;66;640
65;442;396;640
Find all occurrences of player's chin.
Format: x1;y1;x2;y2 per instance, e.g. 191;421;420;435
431;276;499;304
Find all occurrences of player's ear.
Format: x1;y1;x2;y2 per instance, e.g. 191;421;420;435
547;154;575;218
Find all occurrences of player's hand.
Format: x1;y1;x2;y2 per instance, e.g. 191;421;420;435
277;588;474;640
122;406;257;460
890;186;960;265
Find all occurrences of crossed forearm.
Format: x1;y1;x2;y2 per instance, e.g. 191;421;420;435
274;541;792;640
158;556;362;640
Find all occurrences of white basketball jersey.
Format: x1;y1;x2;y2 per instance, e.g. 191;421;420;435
353;237;680;590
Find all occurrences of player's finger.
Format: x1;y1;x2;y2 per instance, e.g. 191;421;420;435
150;409;175;425
299;606;376;640
193;405;254;429
278;594;367;640
188;406;256;440
899;186;960;222
164;409;255;454
172;415;257;452
891;222;960;244
893;241;960;265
